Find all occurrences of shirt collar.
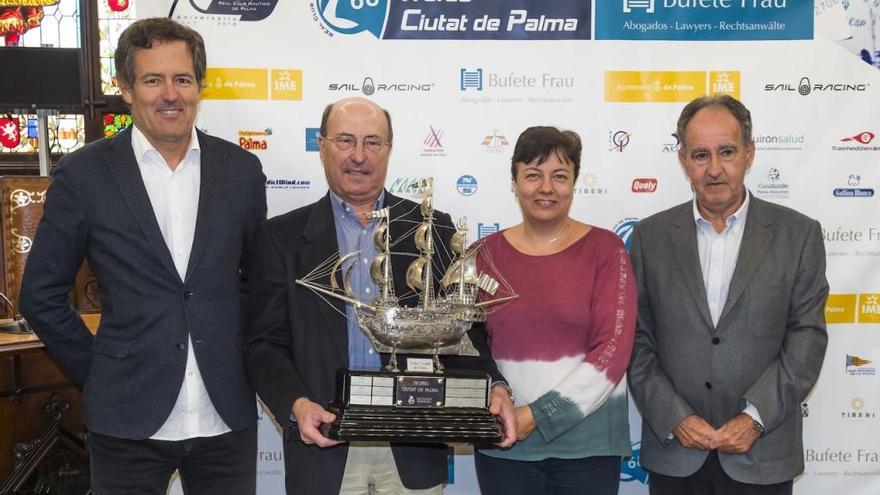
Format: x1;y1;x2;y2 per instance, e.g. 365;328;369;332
130;124;200;166
329;189;385;219
693;190;750;229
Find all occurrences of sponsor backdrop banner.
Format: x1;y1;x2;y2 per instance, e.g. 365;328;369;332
137;1;879;493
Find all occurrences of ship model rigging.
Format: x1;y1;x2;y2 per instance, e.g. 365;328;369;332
296;179;516;372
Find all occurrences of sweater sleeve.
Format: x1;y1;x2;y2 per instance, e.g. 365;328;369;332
530;240;637;442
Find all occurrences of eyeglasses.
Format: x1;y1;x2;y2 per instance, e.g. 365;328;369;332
322;134;391;153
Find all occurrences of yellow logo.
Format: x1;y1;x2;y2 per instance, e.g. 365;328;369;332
203;68;268;100
604;71;740;103
825;294;857;324
202;68;303;101
859;294;880;323
271;70;303;101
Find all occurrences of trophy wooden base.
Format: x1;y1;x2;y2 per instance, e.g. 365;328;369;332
320;370;502;444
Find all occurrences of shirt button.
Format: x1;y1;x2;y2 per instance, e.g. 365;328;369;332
712;337;720;345
184;290;194;299
368;349;374;354
365;287;371;294
705;382;712;390
177;342;186;351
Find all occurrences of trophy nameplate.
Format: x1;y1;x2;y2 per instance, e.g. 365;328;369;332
320;369;502;443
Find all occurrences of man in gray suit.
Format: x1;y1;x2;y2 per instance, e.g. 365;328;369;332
627;95;828;495
20;18;266;494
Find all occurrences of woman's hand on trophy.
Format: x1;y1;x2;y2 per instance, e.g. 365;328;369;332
292;397;342;447
489;384;517;448
513;405;537;441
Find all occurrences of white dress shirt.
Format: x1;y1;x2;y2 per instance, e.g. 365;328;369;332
131;125;231;440
693;192;763;427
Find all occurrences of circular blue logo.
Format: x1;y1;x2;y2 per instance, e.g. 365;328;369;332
456;175;478;196
316;0;388;38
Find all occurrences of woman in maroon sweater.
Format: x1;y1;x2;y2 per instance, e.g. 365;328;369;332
474;127;637;495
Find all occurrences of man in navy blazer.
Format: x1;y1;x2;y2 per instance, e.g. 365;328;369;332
19;18;266;495
244;97;515;494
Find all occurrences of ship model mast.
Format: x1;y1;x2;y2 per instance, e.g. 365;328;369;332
296;179;515;372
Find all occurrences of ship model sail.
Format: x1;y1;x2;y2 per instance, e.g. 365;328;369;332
296;179;515;371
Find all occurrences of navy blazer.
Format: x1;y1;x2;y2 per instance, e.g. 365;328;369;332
20;128;267;440
244;192;503;494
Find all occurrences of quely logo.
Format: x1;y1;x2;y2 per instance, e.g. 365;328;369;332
764;76;869;95
169;0;278;21
631;178;658;193
329;76;434;95
609;131;632;152
833;174;874;198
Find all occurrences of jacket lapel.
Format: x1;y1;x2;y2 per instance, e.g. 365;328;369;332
718;195;773;325
670;204;714;329
105;130;181;283
301;194;349;365
185;131;226;283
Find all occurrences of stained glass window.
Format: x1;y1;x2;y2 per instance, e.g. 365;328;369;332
102;112;131;137
0;0;80;48
98;0;137;95
0;114;84;154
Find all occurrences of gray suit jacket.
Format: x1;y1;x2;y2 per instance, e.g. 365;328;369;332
20;128;267;439
627;194;828;484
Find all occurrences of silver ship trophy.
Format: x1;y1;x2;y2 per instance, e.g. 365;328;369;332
296;179;515;443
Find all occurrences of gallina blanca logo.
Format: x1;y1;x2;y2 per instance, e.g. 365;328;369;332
169;0;278;21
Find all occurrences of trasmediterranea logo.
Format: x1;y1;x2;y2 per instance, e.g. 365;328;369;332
597;0;812;41
834;131;880;152
311;0;591;40
169;0;278;22
620;442;649;484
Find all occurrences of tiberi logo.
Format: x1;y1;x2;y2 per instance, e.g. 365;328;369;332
631;178;658;193
825;294;857;324
859;294;880;323
604;70;739;102
203;68;302;101
238;129;271;151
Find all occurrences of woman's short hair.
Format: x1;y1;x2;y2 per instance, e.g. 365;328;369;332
510;126;582;181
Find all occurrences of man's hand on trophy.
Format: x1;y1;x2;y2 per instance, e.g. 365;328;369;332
489;384;517;447
292;397;342;447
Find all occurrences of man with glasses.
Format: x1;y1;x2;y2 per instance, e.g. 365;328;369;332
244;97;515;494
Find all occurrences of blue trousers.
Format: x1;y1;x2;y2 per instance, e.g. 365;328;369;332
475;452;621;495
